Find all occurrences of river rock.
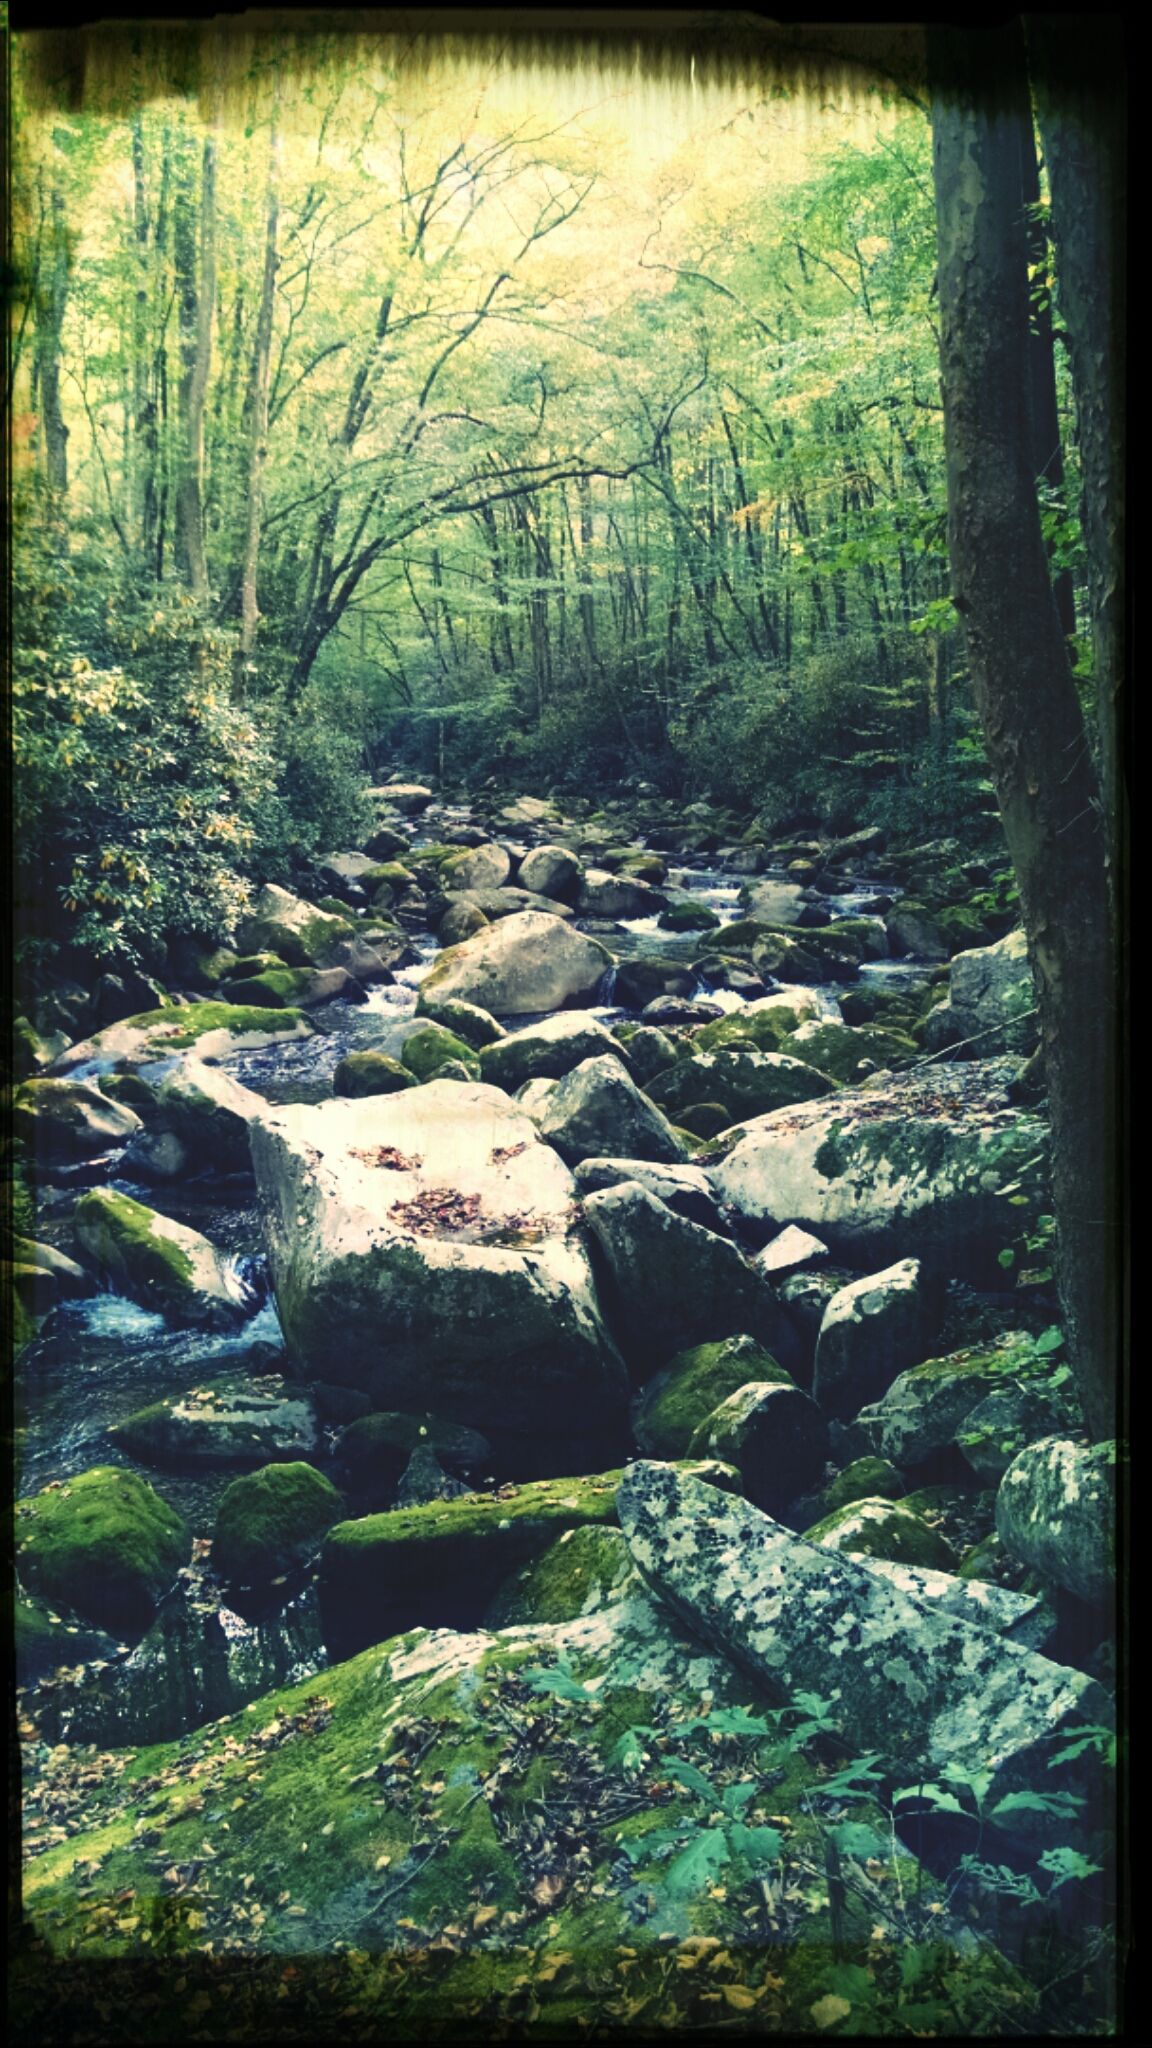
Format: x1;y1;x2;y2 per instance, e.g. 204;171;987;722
779;1019;917;1083
73;1188;248;1327
51;1001;313;1073
370;781;433;815
633;1334;793;1457
996;1438;1117;1601
484;1524;638;1627
957;1375;1083;1481
316;851;381;897
8;1237;94;1315
364;822;410;860
13;1077;142;1163
536;1056;687;1166
16;1465;190;1637
693;991;823;1052
922;928;1038;1059
849;1338;1039;1468
334;1412;493;1508
235;883;355;966
419;910;612;1015
414;994;506;1047
640;995;723;1027
617;1462;1110;1844
648;1046;835;1125
804;1495;957;1569
332;1051;417;1097
440;841;513;892
577;869;668;919
614;1025;678;1086
400;1020;481;1082
687;1381;828;1515
110;1374;320;1468
573;1156;727;1234
851;1557;1057;1653
582;1179;801;1375
610;957;696;1009
812;1259;938;1419
212;1462;344;1587
134;1057;266;1177
517;844;583;899
250;1082;627;1452
712;1060;1049;1283
438;898;490;946
478;1013;629;1092
754;1224;829;1278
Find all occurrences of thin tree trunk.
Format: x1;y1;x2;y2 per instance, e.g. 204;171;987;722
34;173;70;502
237;118;280;667
1019;87;1077;640
929;22;1117;1442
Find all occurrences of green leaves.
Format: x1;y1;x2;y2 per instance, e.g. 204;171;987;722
522;1658;594;1705
664;1826;730;1897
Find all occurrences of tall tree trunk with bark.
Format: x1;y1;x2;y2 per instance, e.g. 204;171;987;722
928;23;1118;1441
34;170;70;504
173;126;216;598
237;118;280;668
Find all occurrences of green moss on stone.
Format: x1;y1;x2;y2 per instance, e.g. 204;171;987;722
805;1495;957;1570
484;1525;636;1627
16;1465;190;1635
115;1001;312;1051
222;968;314;1008
332;1052;416;1098
634;1335;793;1458
401;1022;481;1083
212;1462;344;1587
74;1188;195;1299
819;1457;906;1514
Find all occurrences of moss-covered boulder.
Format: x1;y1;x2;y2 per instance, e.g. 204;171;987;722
212;1463;344;1587
15;1588;120;1685
400;1021;481;1083
235;883;356;967
713;1059;1049;1284
658;901;720;932
53;1001;313;1072
778;1019;918;1084
124;1056;266;1178
14;1077;142;1162
851;1338;1044;1468
804;1496;957;1571
693;991;822;1053
816;1457;905;1517
687;1381;828;1516
610;1024;678;1087
332;1051;416;1098
73;1188;248;1327
111;1375;319;1470
921;928;1038;1060
648;1046;835;1125
333;1411;493;1508
220;965;317;1008
633;1335;792;1458
413;994;506;1048
609;955;696;1009
477;1013;629;1092
16;1466;190;1636
420;909;611;1015
484;1524;638;1627
535;1056;688;1166
440;841;513;893
8;1236;92;1315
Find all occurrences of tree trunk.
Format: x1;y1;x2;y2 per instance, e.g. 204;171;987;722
173;127;215;598
34;172;70;503
1026;13;1126;891
928;23;1118;1441
1018;80;1077;640
237;118;280;668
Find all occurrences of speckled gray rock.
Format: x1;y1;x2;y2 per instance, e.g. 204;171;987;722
996;1438;1117;1602
478;1013;630;1092
958;1378;1083;1482
537;1057;688;1167
813;1259;937;1419
440;841;513;893
573;1157;727;1235
851;1340;1035;1468
618;1462;1110;1842
134;1057;266;1176
648;1046;835;1125
686;1381;827;1515
712;1061;1049;1284
582;1180;801;1376
922;929;1038;1060
110;1375;320;1468
853;1556;1058;1654
250;1082;627;1445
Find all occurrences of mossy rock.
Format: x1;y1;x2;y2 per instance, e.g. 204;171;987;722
633;1335;793;1459
818;1457;905;1516
58;1001;314;1068
484;1524;637;1627
413;995;506;1048
110;1376;319;1469
332;1051;416;1098
362;861;417;891
212;1463;345;1588
15;1466;190;1636
73;1187;247;1327
778;1020;918;1083
316;895;358;917
97;1071;159;1112
221;967;315;1009
15;1588;120;1685
334;1411;493;1507
401;1022;481;1083
658;902;720;932
693;1000;814;1053
805;1496;958;1570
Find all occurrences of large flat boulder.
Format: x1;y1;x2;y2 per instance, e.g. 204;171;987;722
418;910;612;1016
712;1060;1049;1283
648;1045;835;1123
618;1462;1110;1844
51;1001;313;1075
582;1179;802;1376
250;1082;628;1450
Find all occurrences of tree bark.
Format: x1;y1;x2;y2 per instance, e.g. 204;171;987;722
928;22;1118;1442
173;126;216;598
34;171;70;503
237;118;280;667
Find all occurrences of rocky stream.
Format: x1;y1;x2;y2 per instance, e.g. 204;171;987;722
12;783;1118;2036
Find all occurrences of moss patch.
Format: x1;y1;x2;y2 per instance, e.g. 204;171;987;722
634;1336;793;1459
484;1525;637;1627
401;1021;481;1082
212;1463;344;1587
805;1496;957;1570
818;1457;905;1516
113;1001;313;1052
16;1466;190;1636
332;1051;416;1098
